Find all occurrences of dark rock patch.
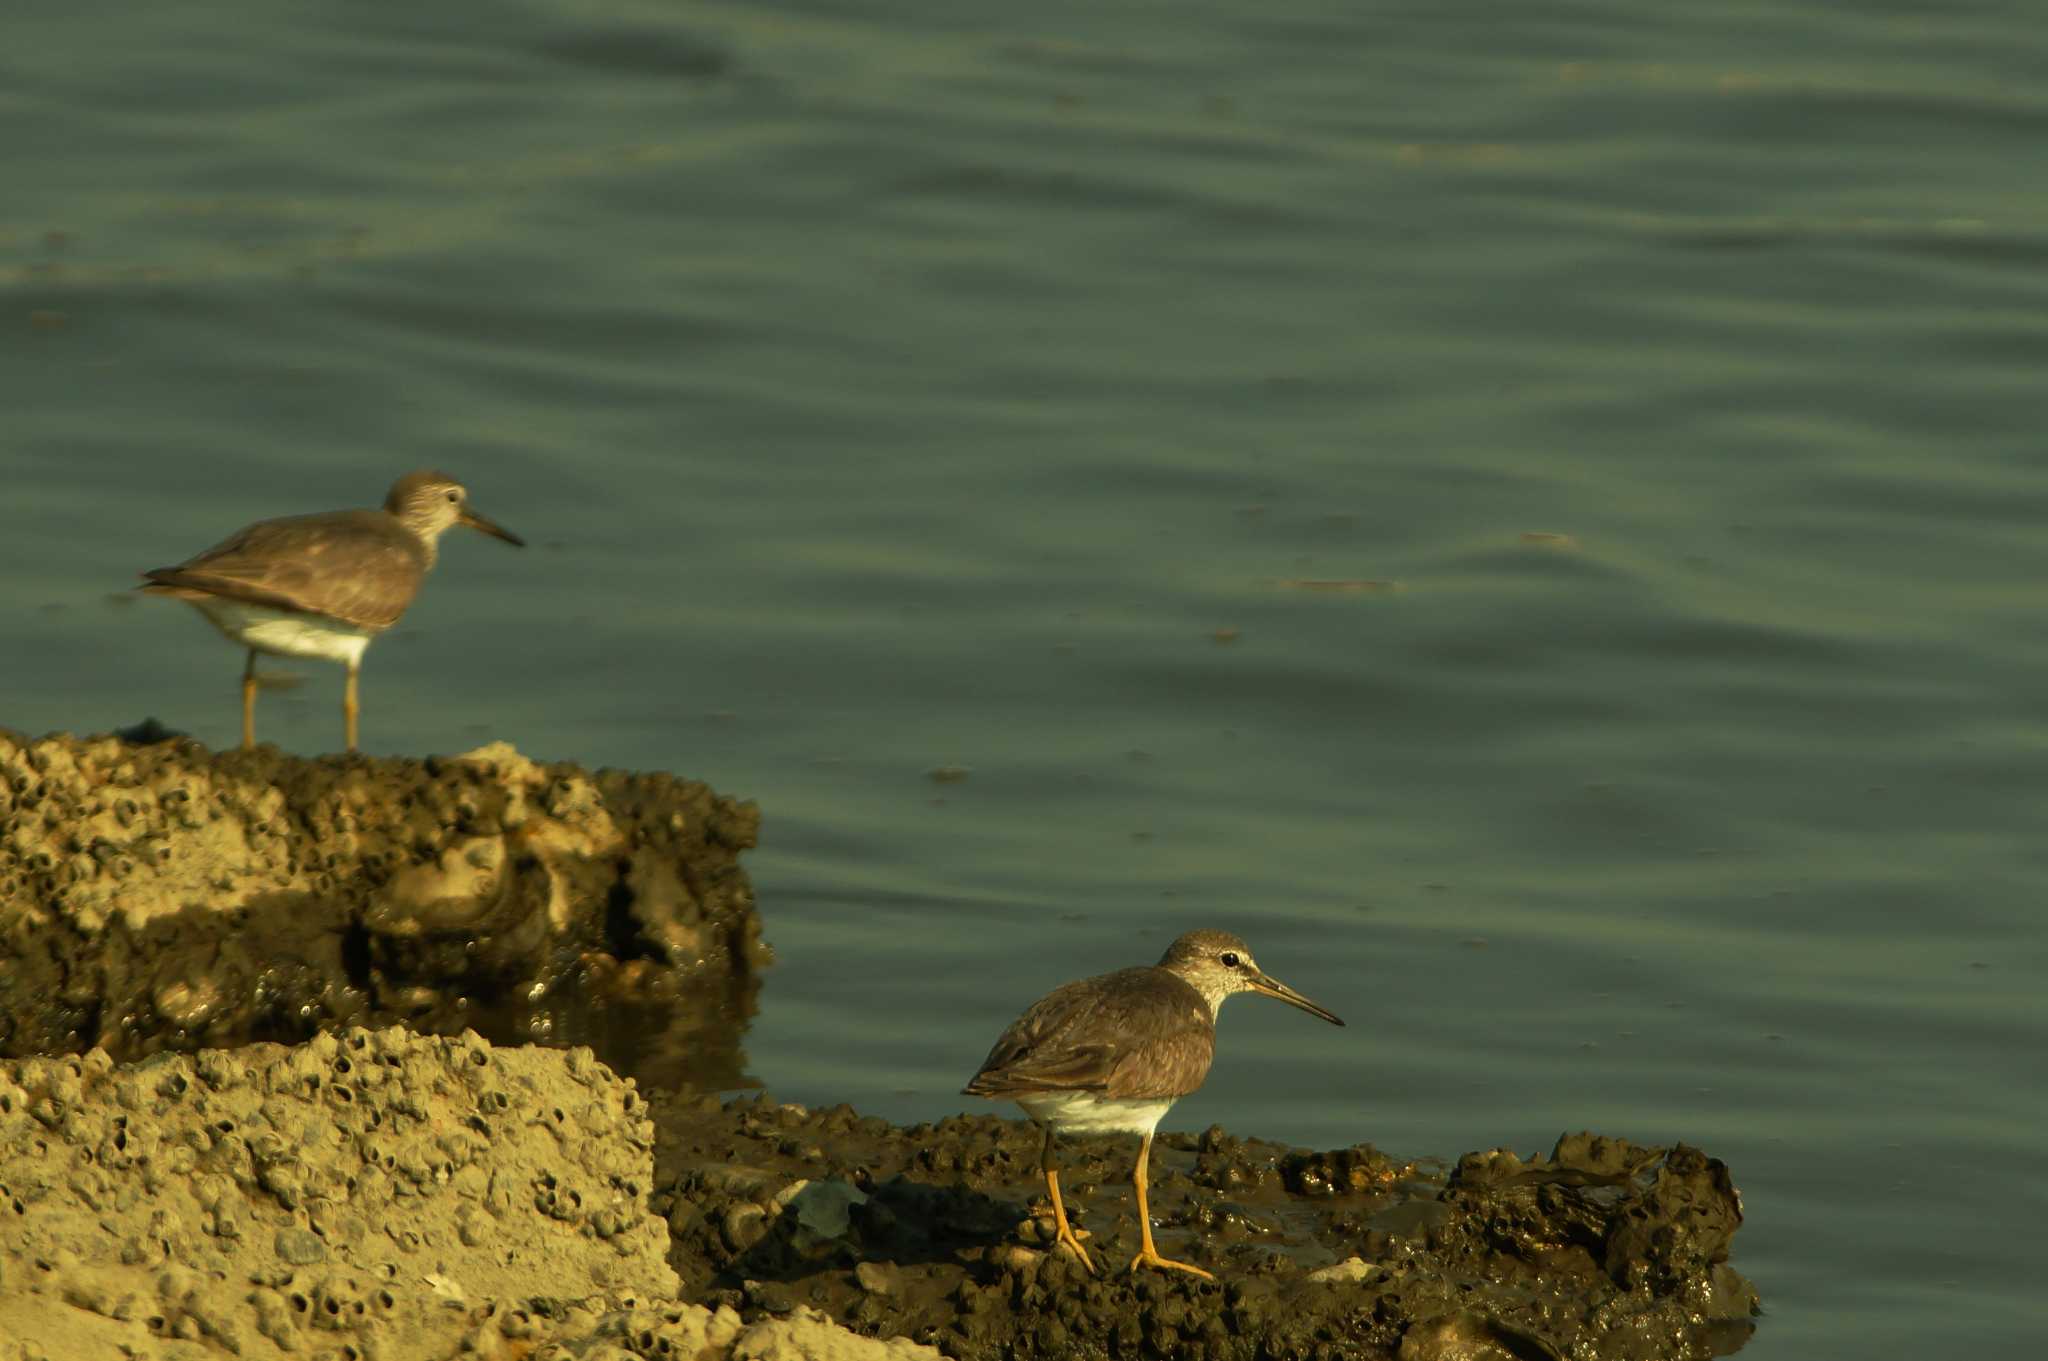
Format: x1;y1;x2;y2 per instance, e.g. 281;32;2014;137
650;1096;1758;1361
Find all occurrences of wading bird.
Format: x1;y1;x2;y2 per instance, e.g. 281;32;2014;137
140;470;523;751
965;929;1343;1279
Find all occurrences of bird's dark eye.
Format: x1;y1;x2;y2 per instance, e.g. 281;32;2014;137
1220;952;1241;968
445;490;459;502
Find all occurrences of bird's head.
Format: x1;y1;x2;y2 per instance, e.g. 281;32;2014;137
385;470;525;550
1157;929;1344;1025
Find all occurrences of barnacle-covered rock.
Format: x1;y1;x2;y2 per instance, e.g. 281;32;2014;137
0;1028;936;1361
0;729;764;1086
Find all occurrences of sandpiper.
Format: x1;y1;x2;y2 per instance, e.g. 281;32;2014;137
964;929;1343;1279
139;470;524;752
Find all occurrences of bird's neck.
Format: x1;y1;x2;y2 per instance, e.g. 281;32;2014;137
1161;966;1229;1020
394;517;443;567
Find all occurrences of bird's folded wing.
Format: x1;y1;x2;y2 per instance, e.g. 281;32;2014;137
964;1043;1117;1096
963;967;1217;1100
141;512;423;631
1105;1030;1213;1100
140;568;315;615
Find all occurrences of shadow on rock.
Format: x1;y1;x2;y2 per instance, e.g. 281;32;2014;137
650;1096;1760;1361
0;728;765;1091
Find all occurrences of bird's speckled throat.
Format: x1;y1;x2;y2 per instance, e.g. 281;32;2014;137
1161;963;1233;1020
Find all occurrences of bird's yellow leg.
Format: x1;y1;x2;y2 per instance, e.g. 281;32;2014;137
1041;1127;1096;1274
343;664;360;753
240;650;258;750
1128;1132;1214;1280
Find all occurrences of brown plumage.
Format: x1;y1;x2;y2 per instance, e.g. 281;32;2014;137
964;929;1343;1281
965;966;1217;1102
141;508;431;632
137;470;524;752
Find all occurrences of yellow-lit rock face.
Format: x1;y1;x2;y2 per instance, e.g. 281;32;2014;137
0;1029;944;1361
0;1028;673;1356
0;729;765;1071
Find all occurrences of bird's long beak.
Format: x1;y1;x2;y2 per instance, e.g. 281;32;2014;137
459;506;526;547
1248;971;1344;1026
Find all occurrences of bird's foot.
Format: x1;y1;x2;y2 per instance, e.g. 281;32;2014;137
1128;1247;1214;1281
1051;1222;1097;1274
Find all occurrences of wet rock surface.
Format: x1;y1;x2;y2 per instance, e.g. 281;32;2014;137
0;1022;1758;1361
0;1027;940;1361
0;729;1760;1358
650;1097;1758;1361
0;729;765;1087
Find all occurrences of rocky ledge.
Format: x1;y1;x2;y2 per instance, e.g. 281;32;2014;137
651;1097;1758;1361
0;1027;936;1361
0;731;1759;1359
0;728;766;1089
0;1026;1756;1361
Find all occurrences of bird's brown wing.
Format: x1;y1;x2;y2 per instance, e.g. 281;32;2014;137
140;510;425;632
963;966;1217;1102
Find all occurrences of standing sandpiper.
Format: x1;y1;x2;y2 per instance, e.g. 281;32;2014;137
139;470;524;752
964;929;1343;1279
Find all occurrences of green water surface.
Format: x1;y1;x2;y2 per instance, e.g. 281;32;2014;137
7;2;2046;1355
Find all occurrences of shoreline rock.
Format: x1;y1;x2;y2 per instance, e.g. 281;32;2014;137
0;1027;941;1361
0;1025;1755;1361
0;729;766;1088
0;731;1760;1358
649;1096;1758;1360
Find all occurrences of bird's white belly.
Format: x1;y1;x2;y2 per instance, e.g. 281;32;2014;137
190;599;373;666
1016;1092;1177;1137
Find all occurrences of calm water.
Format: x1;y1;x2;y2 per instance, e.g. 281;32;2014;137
7;2;2045;1355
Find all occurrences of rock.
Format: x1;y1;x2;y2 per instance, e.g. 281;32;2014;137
649;1093;1760;1361
854;1261;898;1296
989;1246;1042;1276
0;1028;692;1358
0;732;1762;1361
733;1306;943;1360
722;1203;770;1254
1400;1310;1564;1361
0;730;763;1089
0;1028;964;1361
272;1227;327;1266
786;1178;868;1239
1306;1255;1380;1284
